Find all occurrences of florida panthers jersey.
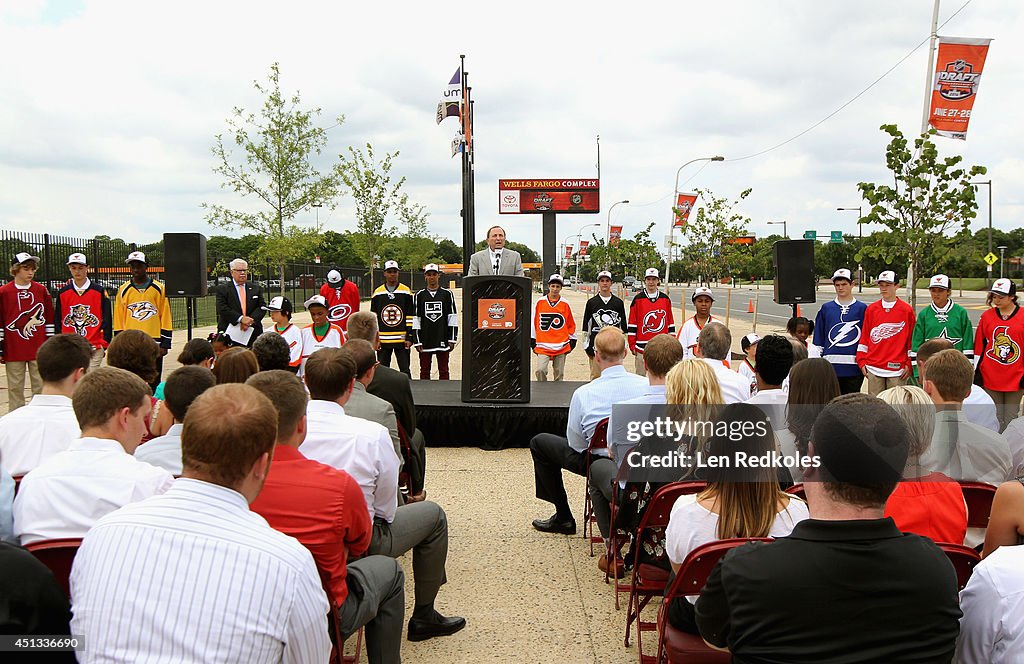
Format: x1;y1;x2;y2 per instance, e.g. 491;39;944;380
0;281;55;362
627;291;675;354
813;298;868;378
56;281;112;350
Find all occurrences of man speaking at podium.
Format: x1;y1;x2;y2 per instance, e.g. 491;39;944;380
467;226;525;277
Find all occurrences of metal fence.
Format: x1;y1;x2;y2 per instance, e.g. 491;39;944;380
1;230;459;332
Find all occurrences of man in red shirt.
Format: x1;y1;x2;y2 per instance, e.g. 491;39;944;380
247;370;404;664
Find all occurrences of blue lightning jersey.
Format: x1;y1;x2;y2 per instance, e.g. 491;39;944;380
813;298;868;378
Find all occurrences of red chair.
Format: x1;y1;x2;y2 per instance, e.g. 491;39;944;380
24;538;83;598
608;451;637;604
784;483;806;501
583;418;610;556
623;481;708;663
959;481;997;529
656;538;772;664
316;564;363;664
12;474;24;495
937;542;981;591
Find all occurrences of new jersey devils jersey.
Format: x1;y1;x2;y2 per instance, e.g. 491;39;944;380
627;291;675;354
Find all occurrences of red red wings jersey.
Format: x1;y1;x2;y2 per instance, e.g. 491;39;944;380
319;280;360;331
974;307;1024;392
55;282;112;350
856;298;915;375
627;291;676;353
532;297;576;356
0;281;55;361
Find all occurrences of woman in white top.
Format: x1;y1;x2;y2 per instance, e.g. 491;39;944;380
665;403;809;633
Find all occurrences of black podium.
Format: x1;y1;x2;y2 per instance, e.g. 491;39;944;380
461;276;532;403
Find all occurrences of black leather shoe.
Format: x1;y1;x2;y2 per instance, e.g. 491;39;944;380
532;514;577;535
407;612;467;642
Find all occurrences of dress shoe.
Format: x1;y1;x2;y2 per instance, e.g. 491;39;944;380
598;553;625;579
532;514;577;535
407;611;467;642
407;490;428;503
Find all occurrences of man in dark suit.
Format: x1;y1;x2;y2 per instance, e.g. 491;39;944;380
215;258;267;347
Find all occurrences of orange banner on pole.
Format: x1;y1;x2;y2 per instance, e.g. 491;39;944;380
610;225;623;246
928;37;992;140
579;240;589;256
674;193;698;228
564;245;573;260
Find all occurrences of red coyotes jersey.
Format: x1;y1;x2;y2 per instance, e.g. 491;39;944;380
319;280;361;331
975;307;1024;392
856;298;916;376
627;291;676;353
55;281;112;350
0;281;55;362
532;297;576;356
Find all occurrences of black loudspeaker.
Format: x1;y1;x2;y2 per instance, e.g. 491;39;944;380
773;239;816;305
163;233;208;297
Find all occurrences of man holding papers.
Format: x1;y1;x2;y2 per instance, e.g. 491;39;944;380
216;258;267;347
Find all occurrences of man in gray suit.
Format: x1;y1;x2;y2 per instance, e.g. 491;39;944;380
467;226;525;277
340;340;401;462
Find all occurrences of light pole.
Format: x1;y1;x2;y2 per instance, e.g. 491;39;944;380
767;220;788;239
999;245;1008;279
312;202;322;225
575;223;600;285
971;180;993;288
560;233;576;276
606;199;629;270
666;156;725;294
838;206;864;292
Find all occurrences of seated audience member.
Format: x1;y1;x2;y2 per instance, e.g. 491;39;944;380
775;358;840;482
879;385;967;544
106;328;161;439
300;349;465;641
347;311;427;499
248;371;405;664
0;541;74;661
696;393;962;661
694;322;750;403
917;338;999;433
593;334;683;577
252;331;292;372
0;334;92;477
529;327;648;536
957;542;1024;662
1001;405;1024;476
780;337;809;395
0;465;13;542
920;349;1012;484
13;367;173;544
981;477;1024;558
665;404;809;633
212;346;260;384
150;337;216;437
744;334;794;431
71;384;331;662
208;331;231;360
135;366;216;475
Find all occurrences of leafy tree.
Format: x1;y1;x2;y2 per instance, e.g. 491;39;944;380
434;238;463;264
681;188;752;286
856;125;986;306
318;230;362;267
202;63;345;293
472;239;540;263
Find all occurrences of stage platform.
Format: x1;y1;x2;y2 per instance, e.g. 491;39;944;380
412;380;586;450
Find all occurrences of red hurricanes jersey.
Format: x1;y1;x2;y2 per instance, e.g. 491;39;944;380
627;292;676;353
319;280;360;331
856;299;916;374
0;281;55;362
532;297;576;356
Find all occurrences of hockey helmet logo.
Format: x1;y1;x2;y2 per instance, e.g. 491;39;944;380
63;304;100;337
127;301;158;322
539;313;565;331
987;326;1021;365
7;303;46;341
641;310;667;335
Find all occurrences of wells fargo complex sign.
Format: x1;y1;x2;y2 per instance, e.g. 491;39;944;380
498;179;600;214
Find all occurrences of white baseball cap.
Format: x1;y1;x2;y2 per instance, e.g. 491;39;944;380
548;273;564;284
692;286;715;303
991;278;1016;296
831;268;852;282
423;263;440;273
383;260;399;270
644;268;660;279
326;269;342;284
876;270;896;284
263;296;292;313
125;251;148;265
12;251;40;265
67;252;88;265
741;332;761;351
304;294;328;309
928;274;951;289
597;270;613;280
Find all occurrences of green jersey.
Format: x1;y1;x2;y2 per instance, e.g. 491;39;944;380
910;301;974;365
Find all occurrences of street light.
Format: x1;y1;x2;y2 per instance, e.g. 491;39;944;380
574;223;601;285
666;156;725;294
606;200;629;269
971;180;993;288
767;220;788;239
998;245;1008;279
838;206;864;292
312;202;323;226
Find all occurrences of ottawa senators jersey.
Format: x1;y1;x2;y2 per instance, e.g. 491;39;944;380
319;279;361;331
0;281;55;362
532;297;576;356
114;279;172;349
56;281;112;350
370;283;414;346
975;306;1024;392
627;291;676;353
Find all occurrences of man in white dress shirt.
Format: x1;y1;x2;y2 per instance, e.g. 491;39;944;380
0;334;92;477
300;348;466;642
13;367;173;544
695;322;751;404
71;383;331;663
135;366;216;475
957;544;1024;662
466;225;525;277
744;334;794;431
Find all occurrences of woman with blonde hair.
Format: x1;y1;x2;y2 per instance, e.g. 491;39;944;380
880;385;967;544
664;403;808;633
665;359;723;463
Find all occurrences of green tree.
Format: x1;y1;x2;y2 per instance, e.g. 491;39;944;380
434;238;463;264
856;125;986;306
202;63;345;293
681;188;752;286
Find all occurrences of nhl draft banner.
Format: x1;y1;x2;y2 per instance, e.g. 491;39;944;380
564;245;573;260
579;240;589;256
673;193;698;228
928;37;992;140
610;225;623;246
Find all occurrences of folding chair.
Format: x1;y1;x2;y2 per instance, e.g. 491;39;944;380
316;564;363;664
623;481;708;664
784;483;806;501
24;538;83;598
12;474;24;496
583;417;610;556
937;542;981;591
656;538;772;664
958;481;997;529
609;449;637;604
396;420;414;501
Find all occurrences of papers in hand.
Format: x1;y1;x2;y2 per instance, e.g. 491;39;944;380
225;323;254;346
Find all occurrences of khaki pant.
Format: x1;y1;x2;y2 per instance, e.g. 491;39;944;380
535;353;567;381
865;372;908;396
90;347;105;370
5;360;42;412
633;352;646;376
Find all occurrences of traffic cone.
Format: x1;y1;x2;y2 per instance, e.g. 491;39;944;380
796;304;802;317
747;299;754;313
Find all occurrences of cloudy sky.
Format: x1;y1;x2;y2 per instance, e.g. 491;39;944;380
1;0;1020;260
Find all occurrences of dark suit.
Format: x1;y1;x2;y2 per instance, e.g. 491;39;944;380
368;364;426;494
215;280;267;346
